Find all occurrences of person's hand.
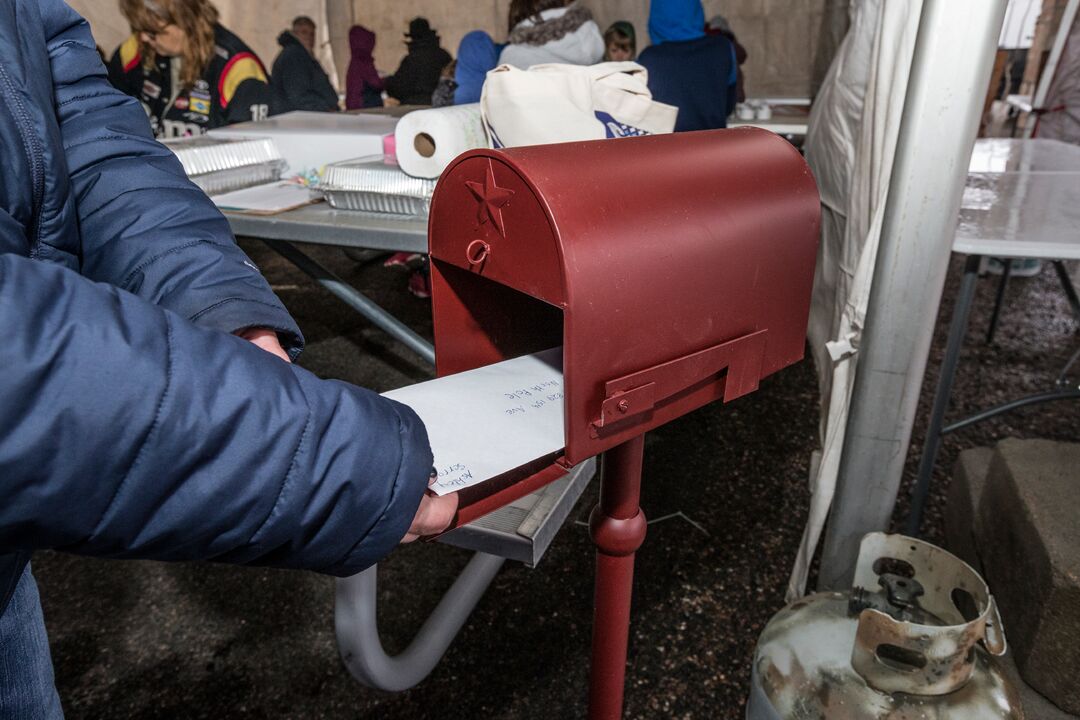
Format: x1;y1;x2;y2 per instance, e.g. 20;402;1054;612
402;472;458;542
236;327;290;363
384;96;401;107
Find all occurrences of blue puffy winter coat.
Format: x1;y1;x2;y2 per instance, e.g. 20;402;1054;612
0;0;433;614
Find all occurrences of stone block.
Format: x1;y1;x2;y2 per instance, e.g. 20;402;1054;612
977;438;1080;715
944;445;994;574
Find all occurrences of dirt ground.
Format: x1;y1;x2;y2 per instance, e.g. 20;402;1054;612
34;242;1079;719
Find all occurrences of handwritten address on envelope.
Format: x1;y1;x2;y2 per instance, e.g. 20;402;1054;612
382;348;565;496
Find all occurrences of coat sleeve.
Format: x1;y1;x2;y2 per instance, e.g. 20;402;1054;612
0;253;432;575
41;1;303;356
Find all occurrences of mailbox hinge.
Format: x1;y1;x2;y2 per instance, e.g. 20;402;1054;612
592;329;768;431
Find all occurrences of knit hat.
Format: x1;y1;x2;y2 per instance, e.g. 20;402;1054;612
405;17;435;41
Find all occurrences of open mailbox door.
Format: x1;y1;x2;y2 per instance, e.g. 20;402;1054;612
428;128;820;528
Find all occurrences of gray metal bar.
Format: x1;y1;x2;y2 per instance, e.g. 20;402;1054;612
985;258;1012;344
334;552;505;691
941;388;1080;435
1053;260;1080;320
905;255;982;536
818;0;1009;590
263;238;436;366
1058;344;1080;386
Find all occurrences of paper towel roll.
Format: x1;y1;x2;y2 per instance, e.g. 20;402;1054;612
395;104;488;179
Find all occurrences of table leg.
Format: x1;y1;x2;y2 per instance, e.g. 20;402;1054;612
263;239;435;366
588;435;648;720
985;257;1012;344
1052;260;1080;321
906;254;982;536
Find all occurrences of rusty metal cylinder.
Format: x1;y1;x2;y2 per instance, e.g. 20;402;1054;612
746;534;1024;719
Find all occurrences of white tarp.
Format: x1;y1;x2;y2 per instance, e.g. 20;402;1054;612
787;0;924;599
1037;9;1080;144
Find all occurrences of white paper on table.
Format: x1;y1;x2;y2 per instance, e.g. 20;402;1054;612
383;348;565;496
212;181;319;214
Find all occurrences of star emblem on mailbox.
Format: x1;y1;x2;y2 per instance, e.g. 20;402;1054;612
465;164;514;237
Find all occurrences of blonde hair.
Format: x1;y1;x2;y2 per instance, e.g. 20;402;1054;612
119;0;219;89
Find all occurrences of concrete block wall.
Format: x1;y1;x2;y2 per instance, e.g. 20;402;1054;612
354;0;828;99
70;0;830;101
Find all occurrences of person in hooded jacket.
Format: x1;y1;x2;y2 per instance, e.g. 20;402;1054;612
271;15;339;113
454;30;501;105
384;18;452;106
108;0;274;137
345;24;384;109
706;14;748;104
499;0;604;69
0;1;456;716
637;0;737;132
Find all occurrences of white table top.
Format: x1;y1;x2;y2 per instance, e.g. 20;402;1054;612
727;119;809;136
967;138;1080;174
955;139;1080;259
956;172;1080;259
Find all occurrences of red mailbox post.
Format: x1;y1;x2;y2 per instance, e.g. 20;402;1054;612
428;128;819;718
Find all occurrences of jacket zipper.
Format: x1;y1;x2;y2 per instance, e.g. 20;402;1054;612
0;59;46;249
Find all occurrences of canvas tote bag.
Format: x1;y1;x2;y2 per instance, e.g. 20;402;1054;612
480;61;678;147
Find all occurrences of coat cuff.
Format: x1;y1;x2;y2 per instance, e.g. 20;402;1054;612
189;296;305;360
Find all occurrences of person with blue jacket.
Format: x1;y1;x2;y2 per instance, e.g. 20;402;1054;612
454;30;501;105
0;1;456;716
637;0;738;132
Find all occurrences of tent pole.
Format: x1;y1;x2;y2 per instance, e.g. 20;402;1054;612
817;0;1008;590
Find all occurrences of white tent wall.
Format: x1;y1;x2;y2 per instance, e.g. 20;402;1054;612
788;0;923;598
791;0;1009;595
1034;2;1080;142
68;0;832;101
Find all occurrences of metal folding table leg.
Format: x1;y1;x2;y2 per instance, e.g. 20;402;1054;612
905;254;982;536
985;257;1012;344
334;553;506;691
263;239;436;365
264;239;506;689
1052;260;1080;321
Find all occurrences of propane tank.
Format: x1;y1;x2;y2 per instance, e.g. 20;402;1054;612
747;533;1024;719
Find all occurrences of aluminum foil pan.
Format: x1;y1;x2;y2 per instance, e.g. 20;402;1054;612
164;136;286;195
320;155;436;217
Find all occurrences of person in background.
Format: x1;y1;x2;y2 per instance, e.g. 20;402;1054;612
499;0;604;69
3;1;456;715
384;17;452;106
271;15;339;113
431;60;458;108
454;30;500;105
603;20;636;62
637;0;737;132
705;14;748;104
108;0;274;137
345;24;384;110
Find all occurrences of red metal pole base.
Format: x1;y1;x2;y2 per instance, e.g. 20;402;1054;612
588;435;647;720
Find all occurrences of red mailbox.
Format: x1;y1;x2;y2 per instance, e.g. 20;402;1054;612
427;128;819;718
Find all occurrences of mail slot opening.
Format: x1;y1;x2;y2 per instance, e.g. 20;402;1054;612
431;261;563;379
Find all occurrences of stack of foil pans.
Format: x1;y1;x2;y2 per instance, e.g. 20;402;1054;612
320;156;437;217
164;136;286;196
